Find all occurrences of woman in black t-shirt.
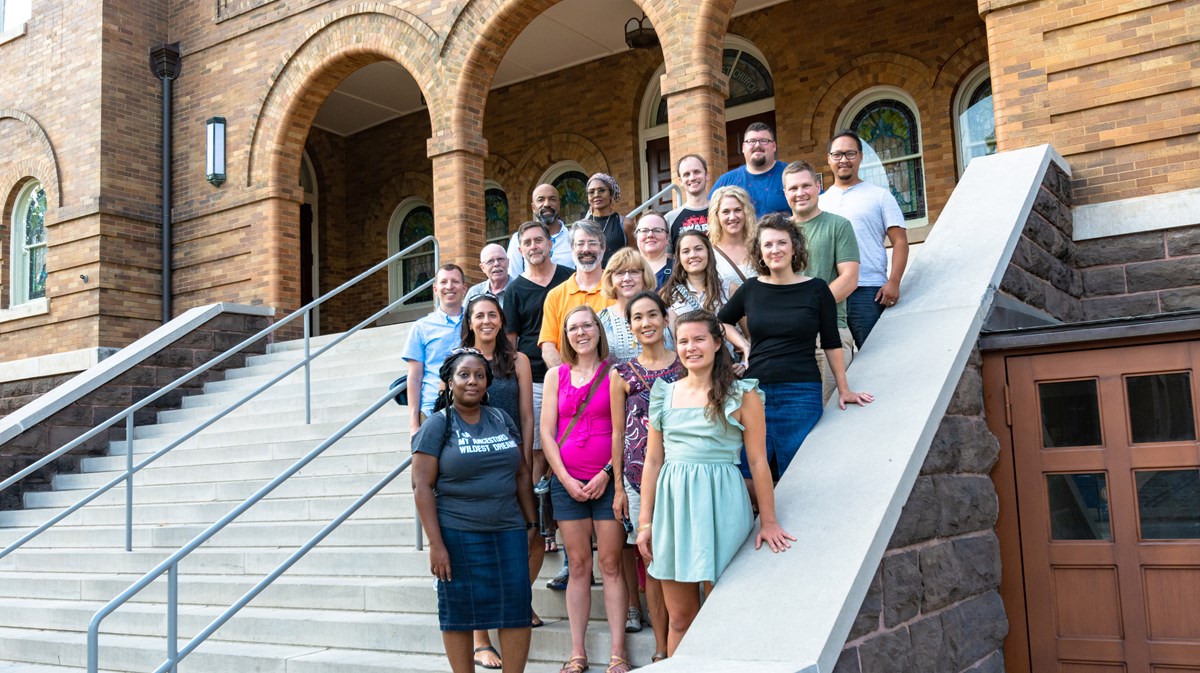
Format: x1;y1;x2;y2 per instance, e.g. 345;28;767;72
412;348;537;672
717;214;873;483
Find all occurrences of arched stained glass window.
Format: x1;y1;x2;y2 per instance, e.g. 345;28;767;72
848;94;927;222
552;171;589;225
391;202;435;305
955;65;997;174
650;42;773;128
10;181;47;304
485;187;510;244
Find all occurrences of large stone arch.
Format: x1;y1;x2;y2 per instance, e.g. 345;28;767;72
247;4;440;193
0;110;61;207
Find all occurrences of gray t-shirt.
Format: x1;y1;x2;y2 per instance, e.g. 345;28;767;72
412;407;524;532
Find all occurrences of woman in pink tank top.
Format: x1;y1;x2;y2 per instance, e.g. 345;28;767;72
541;305;629;673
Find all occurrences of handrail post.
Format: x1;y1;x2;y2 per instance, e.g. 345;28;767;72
125;414;134;552
167;562;179;673
303;311;312;425
415;517;424;551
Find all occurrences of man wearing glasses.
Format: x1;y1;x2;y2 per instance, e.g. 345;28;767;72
537;220;614;369
465;243;513;308
819;130;909;349
709;121;791;217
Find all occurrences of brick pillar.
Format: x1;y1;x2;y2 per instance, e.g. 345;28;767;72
428;131;488;273
263;196;303;318
661;71;729;190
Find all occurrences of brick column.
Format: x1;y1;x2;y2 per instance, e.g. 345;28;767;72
428;131;488;273
661;71;729;190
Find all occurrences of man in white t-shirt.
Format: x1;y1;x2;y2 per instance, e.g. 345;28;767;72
819;130;909;349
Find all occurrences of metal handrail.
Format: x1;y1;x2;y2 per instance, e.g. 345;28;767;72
627;183;682;221
87;382;420;673
0;236;438;560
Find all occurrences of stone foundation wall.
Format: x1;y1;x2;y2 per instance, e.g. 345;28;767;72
1077;223;1200;319
0;311;271;510
836;350;1008;673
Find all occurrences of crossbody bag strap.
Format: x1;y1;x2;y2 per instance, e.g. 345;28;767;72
556;362;608;447
713;244;748;284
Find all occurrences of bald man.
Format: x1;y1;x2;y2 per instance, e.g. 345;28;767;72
506;184;575;276
465;243;513;308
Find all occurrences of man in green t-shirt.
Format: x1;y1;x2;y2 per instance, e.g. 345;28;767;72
783;160;860;402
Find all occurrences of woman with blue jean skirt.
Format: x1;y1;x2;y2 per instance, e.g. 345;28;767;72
718;213;873;486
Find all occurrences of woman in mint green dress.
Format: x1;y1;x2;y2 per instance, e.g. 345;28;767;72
635;310;794;656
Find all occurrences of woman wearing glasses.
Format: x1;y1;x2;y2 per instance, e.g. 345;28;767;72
412;347;537;673
541;306;630;673
459;293;538;667
632;212;672;289
598;249;664;365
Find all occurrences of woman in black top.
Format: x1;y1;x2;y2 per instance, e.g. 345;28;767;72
718;214;872;482
412;348;537;673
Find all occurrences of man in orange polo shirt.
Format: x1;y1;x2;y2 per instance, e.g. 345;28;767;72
539;219;614;369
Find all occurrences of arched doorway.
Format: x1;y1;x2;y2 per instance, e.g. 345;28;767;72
299;151;319;331
639;35;776;208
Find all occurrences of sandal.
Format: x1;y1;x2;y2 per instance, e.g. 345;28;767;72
652;652;668;663
545;537;559;553
473;645;502;670
605;654;632;673
560;655;588;673
531;613;545;628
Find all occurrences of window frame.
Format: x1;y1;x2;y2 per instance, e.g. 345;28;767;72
386;198;435;308
483;181;510;246
953;63;997;176
9;180;48;307
837;86;929;228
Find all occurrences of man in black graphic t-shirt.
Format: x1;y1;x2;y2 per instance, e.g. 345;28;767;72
665;154;711;252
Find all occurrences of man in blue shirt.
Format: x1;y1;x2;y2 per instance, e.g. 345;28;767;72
709;122;790;217
402;264;466;436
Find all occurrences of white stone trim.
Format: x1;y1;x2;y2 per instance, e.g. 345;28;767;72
0;20;25;45
660;145;1069;673
0;346;117;383
0;302;274;446
0;296;47;323
1073;187;1200;241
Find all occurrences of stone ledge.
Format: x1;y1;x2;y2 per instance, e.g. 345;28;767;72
1074;188;1200;242
0;348;118;384
0;298;49;325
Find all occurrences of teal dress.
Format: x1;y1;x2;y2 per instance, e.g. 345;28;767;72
647;378;763;583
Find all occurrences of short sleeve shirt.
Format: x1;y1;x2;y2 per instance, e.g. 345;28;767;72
411;407;525;532
795;211;859;328
819;181;905;287
401;308;464;414
465;279;508;309
666;206;710;252
537;276;614;350
709;162;791;217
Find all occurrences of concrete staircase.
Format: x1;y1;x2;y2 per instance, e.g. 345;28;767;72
0;322;655;672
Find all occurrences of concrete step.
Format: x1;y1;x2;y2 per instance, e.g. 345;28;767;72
117;414;400;454
200;368;399;398
264;322;413;352
155;399;404;427
226;349;408;381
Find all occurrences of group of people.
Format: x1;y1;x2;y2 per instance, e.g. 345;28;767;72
406;125;908;673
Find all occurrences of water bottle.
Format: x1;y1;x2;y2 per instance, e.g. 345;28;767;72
534;476;553;537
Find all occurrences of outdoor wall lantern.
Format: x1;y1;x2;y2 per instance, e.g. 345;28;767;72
624;14;658;50
206;117;226;187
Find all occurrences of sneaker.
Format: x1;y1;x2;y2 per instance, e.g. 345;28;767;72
625;607;643;633
547;565;569;591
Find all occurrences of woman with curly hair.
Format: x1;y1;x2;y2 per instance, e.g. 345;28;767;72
635;310;794;656
718;213;873;484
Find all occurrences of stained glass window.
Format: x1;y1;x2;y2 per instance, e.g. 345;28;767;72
650;45;773;128
553;171;588;225
851;98;927;221
957;76;996;173
485;187;509;243
398;205;434;304
11;182;47;304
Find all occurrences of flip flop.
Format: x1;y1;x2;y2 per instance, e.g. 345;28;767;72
545;537;559;553
652;652;668;663
474;645;502;670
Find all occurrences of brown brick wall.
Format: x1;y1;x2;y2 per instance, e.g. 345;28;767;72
983;0;1200;206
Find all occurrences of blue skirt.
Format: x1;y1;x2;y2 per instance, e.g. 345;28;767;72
437;527;532;631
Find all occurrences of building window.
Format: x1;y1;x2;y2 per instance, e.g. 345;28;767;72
1;0;31;33
388;200;435;305
548;168;589;225
955;64;997;174
650;40;774;128
841;88;927;224
10;181;47;305
484;184;509;244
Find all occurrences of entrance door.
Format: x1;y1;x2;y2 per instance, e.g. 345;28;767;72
645;137;673;214
1006;341;1200;672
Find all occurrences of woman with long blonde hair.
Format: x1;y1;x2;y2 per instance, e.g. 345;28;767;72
708;185;758;287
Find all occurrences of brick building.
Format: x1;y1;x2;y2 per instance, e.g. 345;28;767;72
1;1;1198;671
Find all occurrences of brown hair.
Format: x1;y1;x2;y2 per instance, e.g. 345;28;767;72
750;212;809;275
659;230;725;314
559;305;609;366
461;294;517;377
673;311;738;425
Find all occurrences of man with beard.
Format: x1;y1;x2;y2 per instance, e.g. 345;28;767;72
665;154;711;252
819;130;909;349
465;243;513;308
709;122;790;217
506;183;575;276
537;220;613;369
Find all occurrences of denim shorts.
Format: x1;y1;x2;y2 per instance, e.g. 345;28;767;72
739;381;823;481
550;474;616;521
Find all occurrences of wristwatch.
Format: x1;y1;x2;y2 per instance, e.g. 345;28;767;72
601;464;614;478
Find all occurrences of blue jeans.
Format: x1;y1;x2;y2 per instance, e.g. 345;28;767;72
739;381;823;480
847;285;886;349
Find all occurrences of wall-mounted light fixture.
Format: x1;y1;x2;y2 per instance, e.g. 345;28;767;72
206;117;226;187
624;14;658;50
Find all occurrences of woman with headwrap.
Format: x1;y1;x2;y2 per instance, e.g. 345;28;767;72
584;172;634;267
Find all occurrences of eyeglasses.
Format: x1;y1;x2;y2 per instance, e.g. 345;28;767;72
635;227;667;236
449;346;484;357
743;138;774;147
481;256;507;267
829;151;860;160
612;269;641;278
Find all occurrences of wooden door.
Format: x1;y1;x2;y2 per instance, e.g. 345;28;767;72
1007;341;1200;672
645;137;673;213
300;202;314;307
